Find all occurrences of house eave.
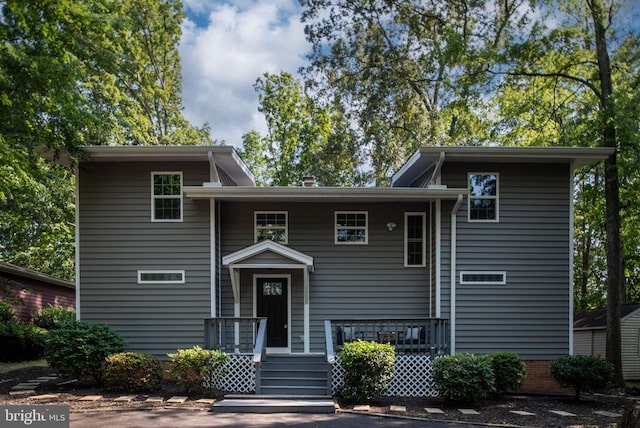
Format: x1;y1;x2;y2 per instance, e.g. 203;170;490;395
392;146;614;187
0;261;75;289
184;185;467;202
42;145;256;186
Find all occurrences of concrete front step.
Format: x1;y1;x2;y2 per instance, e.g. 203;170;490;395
211;395;335;414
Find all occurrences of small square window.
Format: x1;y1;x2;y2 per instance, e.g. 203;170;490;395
335;212;368;244
152;172;183;222
468;173;498;222
255;212;288;243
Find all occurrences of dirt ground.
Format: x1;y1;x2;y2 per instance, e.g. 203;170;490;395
1;364;638;427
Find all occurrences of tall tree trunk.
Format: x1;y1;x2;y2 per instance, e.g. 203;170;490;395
589;0;624;387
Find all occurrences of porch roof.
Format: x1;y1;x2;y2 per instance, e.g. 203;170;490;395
184;185;467;202
222;240;314;270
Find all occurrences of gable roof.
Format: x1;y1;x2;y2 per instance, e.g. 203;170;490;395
573;304;640;329
392;146;614;187
223;240;314;269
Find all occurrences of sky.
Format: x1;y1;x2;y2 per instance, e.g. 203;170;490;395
180;0;309;147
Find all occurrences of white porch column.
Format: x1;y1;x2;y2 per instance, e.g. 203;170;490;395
303;267;310;353
228;266;241;352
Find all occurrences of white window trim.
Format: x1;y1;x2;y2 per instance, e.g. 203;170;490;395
468;172;499;223
138;270;185;284
459;271;507;285
334;211;368;245
404;212;426;267
151;171;183;222
254;211;288;244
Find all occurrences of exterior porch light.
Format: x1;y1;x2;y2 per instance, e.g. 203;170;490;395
386;222;397;232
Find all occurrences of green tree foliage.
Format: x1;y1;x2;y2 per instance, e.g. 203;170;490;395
300;0;527;183
0;0;209;279
240;71;367;186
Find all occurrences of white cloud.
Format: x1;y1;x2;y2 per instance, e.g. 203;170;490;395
180;1;309;146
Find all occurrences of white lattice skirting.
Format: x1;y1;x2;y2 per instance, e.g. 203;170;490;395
332;354;438;397
203;354;255;393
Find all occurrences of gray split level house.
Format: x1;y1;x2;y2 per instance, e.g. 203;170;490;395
70;144;612;396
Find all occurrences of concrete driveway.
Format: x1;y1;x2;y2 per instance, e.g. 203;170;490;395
71;409;489;428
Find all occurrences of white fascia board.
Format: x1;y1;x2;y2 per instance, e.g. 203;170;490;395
222;240;314;267
184;186;467;201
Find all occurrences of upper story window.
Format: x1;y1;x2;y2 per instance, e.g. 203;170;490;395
468;173;498;222
255;211;288;243
405;213;426;267
335;211;368;244
152;172;182;222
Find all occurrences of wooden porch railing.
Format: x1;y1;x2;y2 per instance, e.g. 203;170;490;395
203;317;266;354
327;318;449;357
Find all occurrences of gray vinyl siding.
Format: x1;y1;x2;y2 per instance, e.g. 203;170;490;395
219;202;434;353
79;161;211;358
574;329;606;358
622;309;640;379
442;162;571;360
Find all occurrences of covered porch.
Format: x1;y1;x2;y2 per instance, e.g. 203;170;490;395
203;316;448;397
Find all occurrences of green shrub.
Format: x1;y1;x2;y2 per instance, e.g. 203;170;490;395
33;305;75;330
338;340;395;401
167;345;229;392
550;355;614;399
102;352;163;392
45;321;125;383
490;352;527;393
0;301;17;323
0;321;47;362
432;353;495;404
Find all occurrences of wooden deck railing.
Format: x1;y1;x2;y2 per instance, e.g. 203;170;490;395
328;318;449;357
203;317;266;354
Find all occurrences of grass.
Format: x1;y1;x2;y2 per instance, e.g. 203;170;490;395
0;359;48;374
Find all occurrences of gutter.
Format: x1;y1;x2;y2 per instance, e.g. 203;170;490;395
450;194;464;354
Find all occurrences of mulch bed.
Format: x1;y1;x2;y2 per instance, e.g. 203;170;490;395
1;364;638;427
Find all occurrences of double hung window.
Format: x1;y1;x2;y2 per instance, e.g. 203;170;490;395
335;211;368;244
255;212;288;243
152;172;182;222
468;173;498;221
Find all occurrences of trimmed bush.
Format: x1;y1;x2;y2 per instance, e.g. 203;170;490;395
432;353;495;404
0;321;47;362
338;340;395;401
45;321;125;383
102;352;163;392
167;346;229;392
490;352;526;393
0;301;17;323
33;305;75;330
550;354;614;399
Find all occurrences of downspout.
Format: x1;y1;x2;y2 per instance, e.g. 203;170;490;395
569;164;575;355
450;194;464;354
75;167;80;321
428;152;446;186
217;200;222;318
